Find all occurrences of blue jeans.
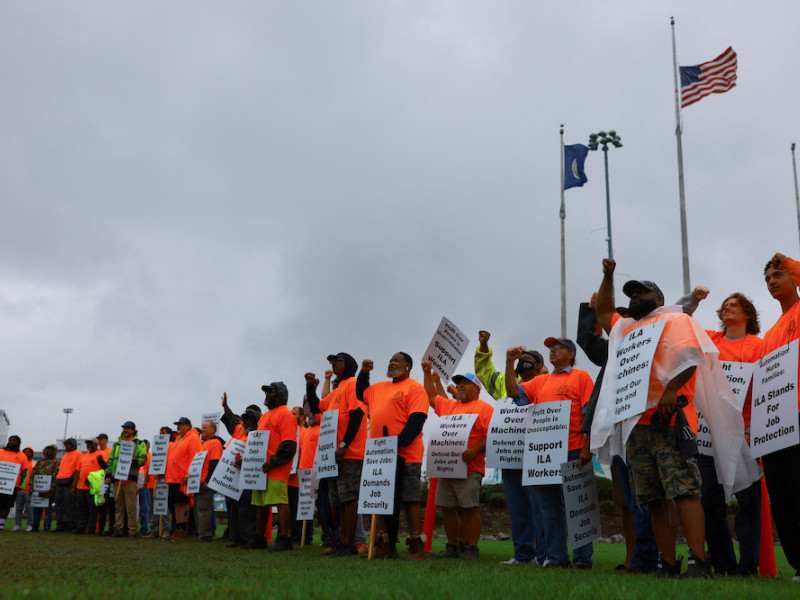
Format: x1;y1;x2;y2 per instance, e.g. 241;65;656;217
535;449;593;567
30;498;53;530
613;455;657;572
15;491;31;528
138;488;150;534
502;468;545;562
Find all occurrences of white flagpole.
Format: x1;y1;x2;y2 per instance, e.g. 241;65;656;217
560;125;567;338
671;17;691;294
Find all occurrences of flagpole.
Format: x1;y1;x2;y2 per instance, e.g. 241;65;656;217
560;125;567;338
671;17;691;294
792;143;800;253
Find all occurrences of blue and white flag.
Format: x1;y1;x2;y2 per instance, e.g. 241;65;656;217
564;144;589;190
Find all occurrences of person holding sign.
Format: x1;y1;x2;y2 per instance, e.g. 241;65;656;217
53;438;81;533
358;352;429;559
422;362;493;561
164;417;202;541
29;445;59;532
594;259;709;579
193;420;224;542
505;338;594;569
475;330;548;566
13;447;34;531
73;438;105;535
105;422;147;538
0;435;28;530
250;381;298;552
761;253;800;578
306;352;367;557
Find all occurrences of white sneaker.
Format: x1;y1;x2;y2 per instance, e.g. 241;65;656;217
26;525;33;532
792;572;800;583
0;524;5;531
12;525;21;531
500;557;534;565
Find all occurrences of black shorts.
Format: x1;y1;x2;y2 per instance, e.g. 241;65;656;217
168;483;191;504
0;491;17;510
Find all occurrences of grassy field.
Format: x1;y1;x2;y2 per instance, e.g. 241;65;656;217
1;520;797;599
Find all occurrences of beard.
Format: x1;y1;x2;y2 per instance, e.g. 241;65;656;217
628;296;659;320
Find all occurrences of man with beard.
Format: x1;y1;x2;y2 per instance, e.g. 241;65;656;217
54;438;82;532
244;382;297;551
0;435;28;530
307;352;368;557
760;253;800;581
29;445;59;532
593;258;709;578
358;352;429;559
105;422;148;538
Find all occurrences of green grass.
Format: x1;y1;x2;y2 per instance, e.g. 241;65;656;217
1;520;798;599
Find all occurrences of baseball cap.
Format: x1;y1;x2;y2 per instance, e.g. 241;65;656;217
121;421;136;429
451;373;482;390
173;417;192;426
543;337;577;353
622;280;664;302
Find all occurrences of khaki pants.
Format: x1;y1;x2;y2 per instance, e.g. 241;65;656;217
193;486;215;540
114;481;138;535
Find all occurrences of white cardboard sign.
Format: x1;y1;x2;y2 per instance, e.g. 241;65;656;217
562;459;601;548
0;462;22;495
33;474;52;492
612;320;666;423
152;479;169;516
149;434;170;476
486;399;531;469
113;441;135;481
185;450;207;494
315;410;339;479
357;436;398;515
422;316;470;383
208;439;246;500
751;340;800;458
241;430;269;490
297;468;317;521
426;413;478;479
31;492;49;508
522;401;571;485
720;361;756;411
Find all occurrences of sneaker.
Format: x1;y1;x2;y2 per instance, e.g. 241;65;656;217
464;545;480;561
0;524;5;531
654;553;683;578
269;535;293;552
792;571;800;583
12;525;21;531
500;557;534;565
406;535;426;560
356;543;369;555
680;550;712;579
543;559;572;569
436;543;461;559
27;526;36;532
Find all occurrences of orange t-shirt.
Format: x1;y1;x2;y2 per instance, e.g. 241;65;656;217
0;449;28;487
200;438;224;482
762;256;800;412
166;429;203;484
434;396;494;476
519;368;594;451
706;330;763;428
257;405;299;482
319;377;368;460
56;449;83;481
364;378;429;463
76;450;103;490
298;425;320;470
140;451;154;489
611;311;702;432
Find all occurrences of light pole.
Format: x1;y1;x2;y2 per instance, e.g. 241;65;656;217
588;131;622;259
63;408;73;441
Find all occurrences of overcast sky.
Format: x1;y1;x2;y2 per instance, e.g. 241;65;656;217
2;2;799;451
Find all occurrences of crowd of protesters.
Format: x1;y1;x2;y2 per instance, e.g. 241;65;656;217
2;254;800;583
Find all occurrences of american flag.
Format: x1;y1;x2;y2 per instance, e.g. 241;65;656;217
679;47;737;108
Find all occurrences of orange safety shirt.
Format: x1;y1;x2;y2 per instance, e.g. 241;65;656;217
319;377;368;460
364;378;429;463
200;438;224;482
433;395;494;476
166;429;203;484
706;331;763;429
257;405;298;483
56;449;83;481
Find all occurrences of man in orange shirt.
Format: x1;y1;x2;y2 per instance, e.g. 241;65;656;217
359;352;429;559
288;406;305;546
245;381;297;551
164;417;202;541
422;362;494;561
96;433;114;536
194;421;224;542
0;435;28;530
54;438;82;532
73;438;104;534
306;352;368;557
505;337;594;569
762;253;800;579
595;259;708;578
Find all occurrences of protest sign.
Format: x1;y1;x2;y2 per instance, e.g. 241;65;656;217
240;430;269;490
33;474;52;493
152;479;169;516
486;399;531;469
358;436;397;515
315;410;339;479
522;400;570;485
290;429;300;476
31;492;49;508
426;413;478;479
201;412;222;429
562;459;601;548
751;339;800;458
113;441;135;480
422;317;470;383
297;468;317;521
208;438;246;500
720;361;756;411
0;462;22;494
185;451;207;494
612;321;666;423
149;434;169;475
